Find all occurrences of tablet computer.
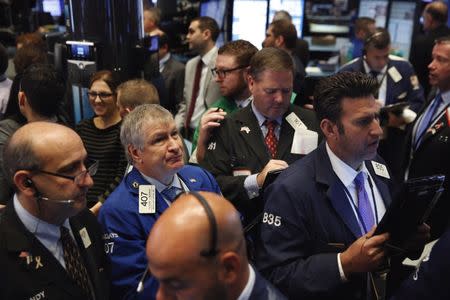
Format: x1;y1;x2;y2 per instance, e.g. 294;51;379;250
374;175;445;244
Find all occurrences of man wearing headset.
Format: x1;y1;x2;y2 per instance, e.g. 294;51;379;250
340;28;425;181
147;191;286;300
0;122;110;300
98;104;221;300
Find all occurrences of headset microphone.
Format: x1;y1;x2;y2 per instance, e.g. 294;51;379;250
31;181;75;205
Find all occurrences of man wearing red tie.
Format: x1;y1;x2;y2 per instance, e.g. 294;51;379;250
201;47;320;226
404;36;450;240
174;16;221;140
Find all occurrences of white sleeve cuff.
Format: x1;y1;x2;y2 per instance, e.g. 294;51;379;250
337;253;348;282
244;174;260;199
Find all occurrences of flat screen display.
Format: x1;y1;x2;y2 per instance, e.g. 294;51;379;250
388;1;416;59
269;0;305;37
358;0;388;27
200;0;227;47
232;0;268;49
42;0;62;17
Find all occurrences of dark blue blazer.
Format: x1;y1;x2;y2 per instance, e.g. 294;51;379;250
339;56;425;112
256;142;393;300
390;228;450;300
250;268;287;300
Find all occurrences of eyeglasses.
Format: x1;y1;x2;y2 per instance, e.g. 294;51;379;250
211;65;248;79
34;159;99;185
87;91;114;101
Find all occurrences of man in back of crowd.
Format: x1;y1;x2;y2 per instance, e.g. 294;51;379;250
351;17;376;60
340;28;425;181
158;33;185;115
0;43;12;117
410;1;450;96
116;78;159;118
191;39;258;163
0;122;110;299
98;104;221;300
262;19;306;105
201;47;320;227
0;63;67;207
175;16;221;140
143;5;164;36
147;191;287;300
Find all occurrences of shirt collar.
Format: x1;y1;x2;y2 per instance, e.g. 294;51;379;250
237;264;256;300
251;101;282;127
200;46;217;66
13;194;70;240
159;53;171;70
235;96;252;109
437;89;450;107
363;59;387;76
326;142;368;187
138;171;183;193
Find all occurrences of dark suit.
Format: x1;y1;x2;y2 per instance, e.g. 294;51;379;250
256;142;393;299
161;55;185;114
250;268;287;300
0;204;110;300
410;25;450;96
390;228;450;300
200;104;320;224
404;93;450;239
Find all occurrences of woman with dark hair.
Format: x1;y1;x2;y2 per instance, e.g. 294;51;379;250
76;70;127;214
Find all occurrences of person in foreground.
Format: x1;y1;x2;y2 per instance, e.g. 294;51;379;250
0;122;110;299
146;191;287;300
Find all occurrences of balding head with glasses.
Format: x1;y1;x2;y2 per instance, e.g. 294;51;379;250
146;191;286;300
0;121;111;299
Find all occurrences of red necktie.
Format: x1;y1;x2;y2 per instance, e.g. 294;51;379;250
264;120;278;158
185;59;203;130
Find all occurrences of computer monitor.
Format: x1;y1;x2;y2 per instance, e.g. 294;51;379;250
200;0;227;47
232;0;268;49
358;0;388;27
269;0;305;37
388;1;416;59
42;0;62;17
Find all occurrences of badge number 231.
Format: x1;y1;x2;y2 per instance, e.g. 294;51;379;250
262;213;282;227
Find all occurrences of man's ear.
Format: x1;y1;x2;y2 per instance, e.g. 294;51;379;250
128;144;142;164
218;252;240;285
247;75;255;94
13;170;35;196
320;118;339;140
18;91;27;108
275;35;284;48
202;28;211;41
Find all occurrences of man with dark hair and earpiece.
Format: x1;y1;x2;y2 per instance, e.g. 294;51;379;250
0;42;12;117
0;122;110;299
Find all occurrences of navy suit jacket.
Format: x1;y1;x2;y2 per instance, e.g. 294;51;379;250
256;142;393;299
339;55;425;112
249;268;287;300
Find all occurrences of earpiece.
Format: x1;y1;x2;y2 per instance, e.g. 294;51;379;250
24;178;33;187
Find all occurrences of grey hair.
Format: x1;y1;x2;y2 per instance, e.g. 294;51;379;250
3;135;42;188
120;104;173;163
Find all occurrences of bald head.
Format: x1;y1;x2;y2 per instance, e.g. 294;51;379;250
147;192;245;261
424;1;448;31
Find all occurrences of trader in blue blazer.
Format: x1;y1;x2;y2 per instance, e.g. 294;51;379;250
257;72;428;300
98;104;221;300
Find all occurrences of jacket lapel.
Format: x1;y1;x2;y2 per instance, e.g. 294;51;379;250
235;106;270;163
315;144;362;238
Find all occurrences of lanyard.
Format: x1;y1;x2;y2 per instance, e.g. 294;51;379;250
341;175;379;235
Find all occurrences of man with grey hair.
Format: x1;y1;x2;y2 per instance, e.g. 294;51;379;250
201;47;320;227
98;104;221;300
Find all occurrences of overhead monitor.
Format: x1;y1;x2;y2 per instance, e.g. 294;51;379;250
358;0;388;28
42;0;62;17
232;0;268;49
200;0;227;47
388;1;416;59
269;0;305;37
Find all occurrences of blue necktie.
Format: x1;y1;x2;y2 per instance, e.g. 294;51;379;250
414;94;443;149
354;172;375;234
161;186;181;203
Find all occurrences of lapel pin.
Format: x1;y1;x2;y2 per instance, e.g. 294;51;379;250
34;256;43;269
132;181;139;189
189;178;197;183
240;126;250;134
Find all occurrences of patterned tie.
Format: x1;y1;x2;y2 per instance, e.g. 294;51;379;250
354;172;375;234
185;59;204;131
414;94;443;149
60;226;93;299
370;70;380;98
264;120;278;158
161;186;182;203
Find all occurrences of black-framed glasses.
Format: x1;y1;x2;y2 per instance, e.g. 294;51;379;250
34;159;99;185
211;65;248;79
87;91;115;101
